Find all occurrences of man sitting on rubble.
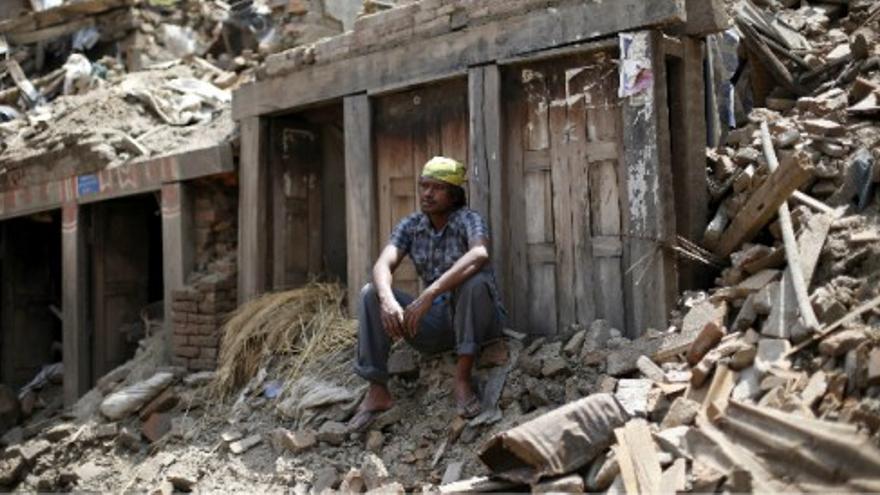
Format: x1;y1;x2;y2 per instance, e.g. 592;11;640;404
348;157;505;431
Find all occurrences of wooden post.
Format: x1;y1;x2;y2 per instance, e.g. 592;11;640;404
344;93;377;315
670;37;710;290
620;31;678;338
161;182;193;325
62;202;89;406
237;116;270;304
468;64;505;292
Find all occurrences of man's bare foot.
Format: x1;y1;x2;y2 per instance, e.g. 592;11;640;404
359;382;394;413
454;355;481;418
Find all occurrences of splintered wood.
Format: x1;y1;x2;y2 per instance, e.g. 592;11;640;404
714;147;814;257
613;419;662;495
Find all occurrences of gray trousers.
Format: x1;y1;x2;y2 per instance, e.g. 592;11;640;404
354;272;502;384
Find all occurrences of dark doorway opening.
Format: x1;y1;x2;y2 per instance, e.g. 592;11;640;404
0;211;63;390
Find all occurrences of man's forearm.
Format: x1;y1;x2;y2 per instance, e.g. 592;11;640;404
424;247;489;299
372;262;396;302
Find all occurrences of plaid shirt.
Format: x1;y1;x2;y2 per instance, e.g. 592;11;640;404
389;208;505;316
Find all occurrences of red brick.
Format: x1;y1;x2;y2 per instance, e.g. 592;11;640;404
175;324;196;336
172;335;189;348
188;314;211;324
138;388;179;421
171;289;199;301
189;358;216;371
191;335;219;347
172;301;197;313
171;356;189;367
142;412;173;443
195;208;216;226
172;313;188;324
199;347;217;359
176;346;199;358
196;324;217;335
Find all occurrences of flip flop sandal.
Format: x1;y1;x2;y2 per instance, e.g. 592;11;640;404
456;394;482;419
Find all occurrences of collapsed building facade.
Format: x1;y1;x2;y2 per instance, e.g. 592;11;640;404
232;0;727;341
0;0;352;407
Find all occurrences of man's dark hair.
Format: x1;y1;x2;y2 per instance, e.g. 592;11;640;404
449;185;467;209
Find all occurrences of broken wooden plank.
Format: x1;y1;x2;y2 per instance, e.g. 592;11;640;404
711;400;880;493
4;58;42;106
759;122;820;334
659;458;687;493
786;294;880;358
703;362;736;418
614;419;663;495
5;16;93;44
438;476;519;494
714;147;814;257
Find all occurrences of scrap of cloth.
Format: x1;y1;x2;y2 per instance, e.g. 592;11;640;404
389;208;505;317
421;156;467;187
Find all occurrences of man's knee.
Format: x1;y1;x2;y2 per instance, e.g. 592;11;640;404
459;272;491;293
360;283;376;300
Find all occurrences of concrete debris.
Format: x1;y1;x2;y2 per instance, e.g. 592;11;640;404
228;434;262;455
99;372;174;421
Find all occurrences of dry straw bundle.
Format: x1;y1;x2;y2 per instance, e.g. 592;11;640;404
211;282;357;398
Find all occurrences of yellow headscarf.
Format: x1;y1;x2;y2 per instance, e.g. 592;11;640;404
421;156;467;187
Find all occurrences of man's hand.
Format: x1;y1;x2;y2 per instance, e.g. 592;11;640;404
403;291;435;338
379;296;405;340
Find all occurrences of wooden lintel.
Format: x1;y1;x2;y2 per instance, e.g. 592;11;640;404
662;36;684;59
6;16;94;45
0;142;233;221
232;0;686;119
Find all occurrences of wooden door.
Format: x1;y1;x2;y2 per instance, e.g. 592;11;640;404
374;79;469;295
504;50;626;335
92;199;151;380
271;118;323;289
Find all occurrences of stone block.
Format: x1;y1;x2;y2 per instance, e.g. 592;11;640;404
660;397;700;429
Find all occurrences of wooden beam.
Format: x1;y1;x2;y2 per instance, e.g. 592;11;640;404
714;150;814;257
468;64;504;292
5;15;93;44
232;0;687;119
0;142;233;221
621;31;677;338
670;37;710;290
161;182;193;326
62;202;89;406
614;419;663;494
237;117;270;304
759;122;820;334
344;93;377;315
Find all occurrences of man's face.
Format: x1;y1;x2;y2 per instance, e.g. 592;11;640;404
419;177;454;214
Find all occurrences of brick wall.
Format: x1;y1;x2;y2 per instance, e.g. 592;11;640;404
260;0;567;79
171;176;238;371
170;273;236;370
